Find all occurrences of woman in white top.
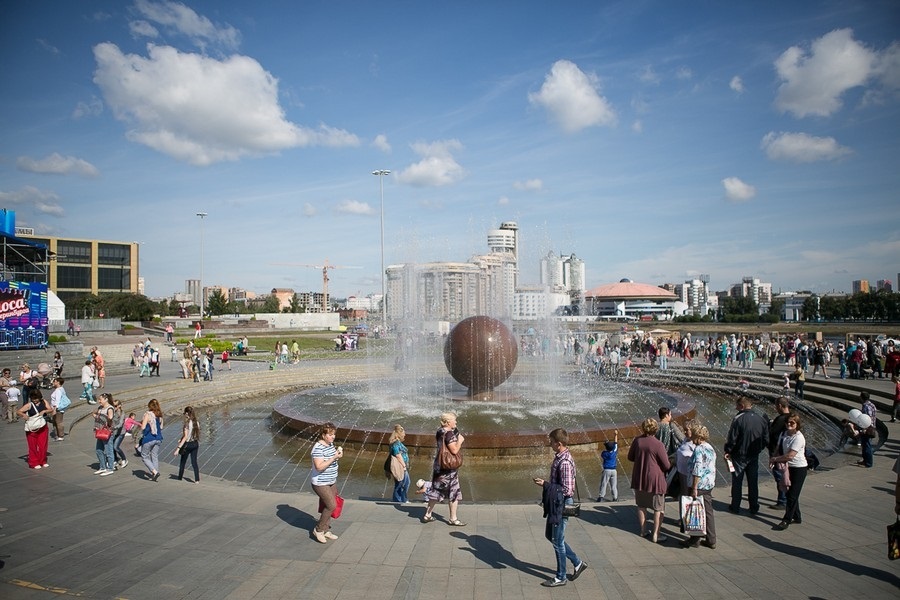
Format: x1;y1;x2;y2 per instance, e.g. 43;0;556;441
770;413;808;531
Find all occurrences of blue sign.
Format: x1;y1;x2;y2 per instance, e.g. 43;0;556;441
0;281;48;349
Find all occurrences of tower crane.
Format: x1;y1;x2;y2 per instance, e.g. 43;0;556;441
271;259;361;312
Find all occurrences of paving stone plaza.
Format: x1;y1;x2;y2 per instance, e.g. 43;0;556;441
1;334;898;599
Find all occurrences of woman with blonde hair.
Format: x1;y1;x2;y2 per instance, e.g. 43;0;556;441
174;406;201;483
388;424;410;503
628;418;671;543
423;412;466;526
681;425;717;549
140;398;164;481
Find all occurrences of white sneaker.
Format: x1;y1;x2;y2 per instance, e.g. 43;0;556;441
34;465;42;469
94;469;109;475
120;459;128;468
100;470;114;477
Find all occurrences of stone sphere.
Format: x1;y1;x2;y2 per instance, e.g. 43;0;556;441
444;316;518;396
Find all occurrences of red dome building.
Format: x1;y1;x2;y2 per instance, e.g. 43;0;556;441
584;278;678;320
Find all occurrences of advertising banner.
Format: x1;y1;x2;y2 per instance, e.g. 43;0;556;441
0;281;49;349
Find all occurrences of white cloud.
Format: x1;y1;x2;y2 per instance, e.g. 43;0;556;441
722;177;756;202
774;28;876;117
730;76;744;94
513;178;543;192
371;134;391;153
302;203;317;217
0;186;65;217
92;43;359;165
129;19;159;39
873;41;900;91
638;65;660;85
17;153;100;177
37;39;59;55
528;59;616;133
676;66;693;80
72;96;104;119
335;200;375;215
498;196;510;206
761;131;852;163
632;119;643;133
133;0;240;51
396;139;465;187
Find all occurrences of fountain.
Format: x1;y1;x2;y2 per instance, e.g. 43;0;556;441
443;315;518;399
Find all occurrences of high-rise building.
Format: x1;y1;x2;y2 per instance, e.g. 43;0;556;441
539;251;585;305
876;279;893;292
852;280;870;294
727;276;772;308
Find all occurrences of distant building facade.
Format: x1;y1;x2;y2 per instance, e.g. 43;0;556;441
852;279;870;294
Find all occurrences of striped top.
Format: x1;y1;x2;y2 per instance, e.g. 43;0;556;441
311;441;338;485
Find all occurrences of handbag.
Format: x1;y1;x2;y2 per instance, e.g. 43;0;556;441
94;427;112;441
681;495;706;535
562;476;581;518
889;516;900;561
179;440;199;456
389;454;406;482
25;414;46;432
438;437;463;471
318;494;345;519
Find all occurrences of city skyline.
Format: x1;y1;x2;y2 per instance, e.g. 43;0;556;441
1;1;898;300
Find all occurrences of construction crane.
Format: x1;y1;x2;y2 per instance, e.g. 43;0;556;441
271;260;361;312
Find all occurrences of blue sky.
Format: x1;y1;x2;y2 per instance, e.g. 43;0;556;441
1;0;898;300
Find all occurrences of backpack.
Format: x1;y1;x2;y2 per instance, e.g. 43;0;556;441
56;390;71;412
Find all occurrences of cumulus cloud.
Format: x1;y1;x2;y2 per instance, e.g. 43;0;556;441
335;200;375;215
761;131;852;163
730;76;744;94
73;96;104;119
92;43;359;165
395;139;465;187
17;153;100;177
774;28;876;117
528;59;616;133
302;203;317;217
513;178;543;192
371;134;391;153
0;186;65;216
133;0;239;51
722;177;756;202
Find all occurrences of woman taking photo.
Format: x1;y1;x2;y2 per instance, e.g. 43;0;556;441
18;389;52;469
310;422;343;543
771;413;807;531
140;399;164;481
173;406;201;483
388;424;410;503
92;393;115;476
423;412;466;526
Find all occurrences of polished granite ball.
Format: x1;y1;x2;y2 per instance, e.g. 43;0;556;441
443;316;518;396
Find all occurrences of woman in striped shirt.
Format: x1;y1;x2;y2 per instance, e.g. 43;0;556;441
310;422;343;543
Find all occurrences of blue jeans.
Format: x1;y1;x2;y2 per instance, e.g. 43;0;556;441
95;437;114;470
860;435;874;467
771;464;787;504
550;498;581;581
393;471;410;503
112;428;127;462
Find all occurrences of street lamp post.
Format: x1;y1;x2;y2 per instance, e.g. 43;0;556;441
196;212;208;318
372;169;390;334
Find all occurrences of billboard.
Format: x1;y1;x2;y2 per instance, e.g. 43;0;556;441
0;281;49;349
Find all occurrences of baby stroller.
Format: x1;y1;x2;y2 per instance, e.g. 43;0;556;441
36;363;54;389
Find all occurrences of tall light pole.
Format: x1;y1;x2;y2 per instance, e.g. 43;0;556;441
196;212;207;317
372;170;390;334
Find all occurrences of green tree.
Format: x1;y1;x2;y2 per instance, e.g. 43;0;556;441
801;295;819;322
207;289;228;316
100;293;156;321
261;295;281;313
289;294;301;313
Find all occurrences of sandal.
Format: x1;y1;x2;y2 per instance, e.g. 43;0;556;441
421;514;435;523
447;519;467;527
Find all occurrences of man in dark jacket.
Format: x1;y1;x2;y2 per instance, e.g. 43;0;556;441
724;396;770;514
767;398;791;508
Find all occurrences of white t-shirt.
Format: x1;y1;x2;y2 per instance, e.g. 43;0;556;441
780;431;807;468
